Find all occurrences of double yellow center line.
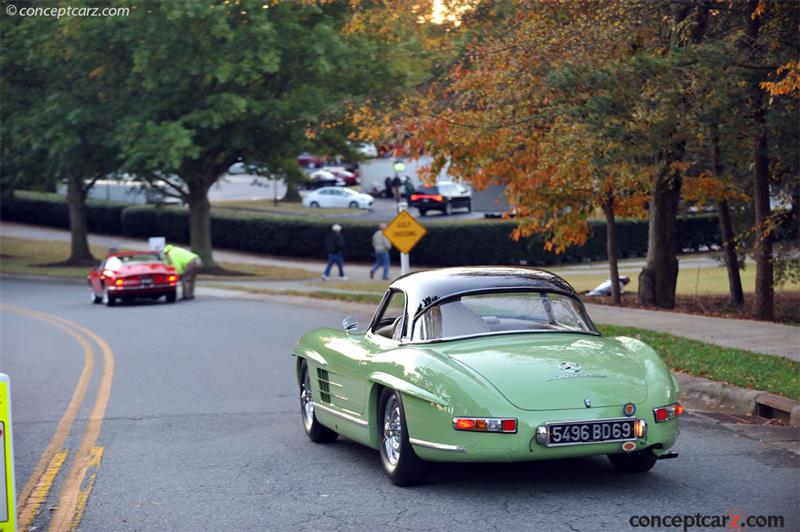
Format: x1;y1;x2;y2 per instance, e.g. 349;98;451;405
2;303;115;532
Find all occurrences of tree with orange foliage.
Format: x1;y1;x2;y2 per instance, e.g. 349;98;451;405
398;1;661;304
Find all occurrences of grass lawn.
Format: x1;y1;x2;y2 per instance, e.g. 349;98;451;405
0;236;108;278
0;236;316;280
599;325;800;400
552;261;800;295
310;279;391;292
207;284;384;305
200;261;316;280
310;264;800;296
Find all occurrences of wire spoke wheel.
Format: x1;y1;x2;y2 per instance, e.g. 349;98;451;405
382;394;402;466
301;370;315;432
298;360;338;443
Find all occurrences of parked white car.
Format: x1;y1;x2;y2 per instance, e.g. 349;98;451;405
303;187;374;210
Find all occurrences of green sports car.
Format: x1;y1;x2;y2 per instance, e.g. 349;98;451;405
292;267;682;486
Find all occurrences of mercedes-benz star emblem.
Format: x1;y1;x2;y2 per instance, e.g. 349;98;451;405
560;362;581;373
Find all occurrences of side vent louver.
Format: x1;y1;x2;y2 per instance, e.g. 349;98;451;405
317;368;331;403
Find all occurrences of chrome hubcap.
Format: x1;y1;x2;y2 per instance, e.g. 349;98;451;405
383;395;402;466
301;372;314;430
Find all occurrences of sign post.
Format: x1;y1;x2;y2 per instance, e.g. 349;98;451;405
0;374;16;532
383;203;426;276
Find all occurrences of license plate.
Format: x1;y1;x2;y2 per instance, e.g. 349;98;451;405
141;277;153;286
546;418;636;447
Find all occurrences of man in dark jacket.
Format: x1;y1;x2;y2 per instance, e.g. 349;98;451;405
322;224;347;280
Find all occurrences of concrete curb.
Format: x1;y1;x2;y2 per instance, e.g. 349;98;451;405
675;372;800;427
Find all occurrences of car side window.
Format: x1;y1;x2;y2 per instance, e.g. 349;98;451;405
371;290;407;340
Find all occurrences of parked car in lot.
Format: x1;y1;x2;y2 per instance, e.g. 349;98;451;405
298;152;324;169
303;187;374;209
292;267;682;485
87;251;178;306
311;168;359;186
302;170;346;190
409;182;472;216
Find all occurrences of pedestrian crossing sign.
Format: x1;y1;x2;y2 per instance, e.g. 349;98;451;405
0;374;15;532
384;211;426;254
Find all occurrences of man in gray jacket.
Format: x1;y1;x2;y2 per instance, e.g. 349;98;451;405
369;223;392;280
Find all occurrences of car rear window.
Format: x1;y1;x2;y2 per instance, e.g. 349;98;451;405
415;186;439;195
106;254;163;269
411;291;594;341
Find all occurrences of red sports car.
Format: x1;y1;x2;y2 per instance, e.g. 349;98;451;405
87;251;178;306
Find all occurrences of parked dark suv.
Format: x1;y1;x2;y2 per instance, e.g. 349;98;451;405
409;182;472;216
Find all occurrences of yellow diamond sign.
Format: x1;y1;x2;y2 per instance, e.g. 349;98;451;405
384;210;426;254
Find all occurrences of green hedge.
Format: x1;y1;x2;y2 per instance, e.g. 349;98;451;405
1;190;723;266
121;206;721;266
0;190;127;235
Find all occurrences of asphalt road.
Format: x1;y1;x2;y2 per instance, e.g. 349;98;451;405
1;278;798;531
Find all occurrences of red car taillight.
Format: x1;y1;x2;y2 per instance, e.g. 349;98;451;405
653;402;683;423
411;194;444;202
453;417;517;433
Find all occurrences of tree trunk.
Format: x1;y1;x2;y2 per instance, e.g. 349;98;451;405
283;179;302;203
603;193;621;305
637;4;699;309
717;199;744;306
187;183;217;269
752;129;773;320
65;174;95;266
746;0;773;321
710;122;744;306
638;165;681;308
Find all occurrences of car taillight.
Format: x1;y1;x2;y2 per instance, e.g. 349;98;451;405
114;279;124;286
653;402;683;423
435;195;443;201
168;275;177;282
452;417;517;433
410;194;420;201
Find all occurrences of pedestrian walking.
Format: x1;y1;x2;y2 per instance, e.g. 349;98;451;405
384;176;393;199
322;224;347;281
370;223;392;280
163;244;202;300
392;176;402;202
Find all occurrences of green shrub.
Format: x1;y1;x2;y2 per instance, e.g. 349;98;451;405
1;190;723;266
0;190;127;234
121;205;721;266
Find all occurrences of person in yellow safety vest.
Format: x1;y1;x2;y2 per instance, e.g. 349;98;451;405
163;244;202;300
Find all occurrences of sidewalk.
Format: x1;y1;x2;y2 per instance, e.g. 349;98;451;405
2;221;798;360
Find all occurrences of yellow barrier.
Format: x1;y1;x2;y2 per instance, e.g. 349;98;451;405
0;374;15;532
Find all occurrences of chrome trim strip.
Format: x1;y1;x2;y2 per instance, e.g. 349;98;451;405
314;403;369;427
109;283;174;291
409;438;467;453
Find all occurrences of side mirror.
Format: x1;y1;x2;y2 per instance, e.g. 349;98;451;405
342;316;358;334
